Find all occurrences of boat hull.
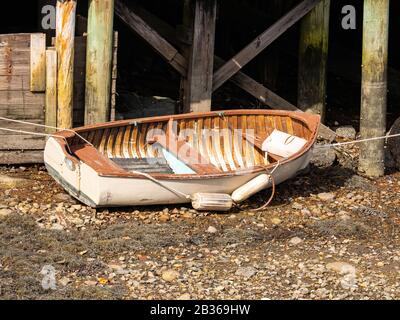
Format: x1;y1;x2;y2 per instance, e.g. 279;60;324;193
44;136;313;207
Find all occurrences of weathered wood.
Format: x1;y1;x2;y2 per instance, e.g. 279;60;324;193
115;0;187;76
114;1;335;141
213;0;322;91
359;0;389;177
56;0;76;129
0;150;44;164
30;33;47;92
179;0;194;113
110;32;118;121
0;76;30;91
185;0;217;113
298;0;330;119
0;135;45;150
0;91;46;106
45;49;57;133
85;0;115;125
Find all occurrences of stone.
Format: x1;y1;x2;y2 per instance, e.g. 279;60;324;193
177;293;191;300
289;237;303;245
51;223;64;231
0;174;29;189
59;277;71;286
159;214;170;222
162;270;180;282
206;226;218;234
0;208;12;217
292;202;303;210
311;147;337;168
54;193;73;202
271;217;282;225
335;126;356;140
387;117;400;170
317;192;335;201
326;262;356;275
235;266;257;279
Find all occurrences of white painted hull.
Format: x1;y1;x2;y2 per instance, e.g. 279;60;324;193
44;137;312;208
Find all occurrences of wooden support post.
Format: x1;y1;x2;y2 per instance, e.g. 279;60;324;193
85;0;115;125
185;0;217;113
212;0;321;91
45;49;57;133
298;0;330;120
30;33;47;92
359;0;390;177
179;0;194;113
56;0;76;129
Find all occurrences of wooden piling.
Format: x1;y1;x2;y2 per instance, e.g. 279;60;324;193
85;0;115;125
298;0;330;120
359;0;390;177
185;0;217;113
56;0;76;129
45;49;57;133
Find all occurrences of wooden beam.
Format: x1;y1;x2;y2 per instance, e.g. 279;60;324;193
359;0;389;177
114;0;335;141
185;0;217;113
45;48;57;133
115;0;186;76
298;0;330;120
212;0;322;91
30;33;46;92
85;0;115;125
56;0;76;129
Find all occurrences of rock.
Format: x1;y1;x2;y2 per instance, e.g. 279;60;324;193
271;217;282;225
177;293;191;300
235;266;257;279
206;226;218;234
335;126;356;140
326;261;356;275
159;214;170;222
0;208;12;217
84;280;97;286
317;192;335;201
51;223;64;231
162;270;180;282
0;174;29;189
291;202;303;210
59;277;71;286
311;147;336;168
54;193;73;202
289;237;303;245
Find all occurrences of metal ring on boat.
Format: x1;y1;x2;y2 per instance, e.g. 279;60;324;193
64;157;76;171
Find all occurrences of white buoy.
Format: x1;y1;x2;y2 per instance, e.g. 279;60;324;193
191;193;233;211
231;174;271;203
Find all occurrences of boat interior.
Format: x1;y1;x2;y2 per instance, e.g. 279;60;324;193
65;111;318;176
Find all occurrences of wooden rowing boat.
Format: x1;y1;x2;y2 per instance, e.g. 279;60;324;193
44;110;320;208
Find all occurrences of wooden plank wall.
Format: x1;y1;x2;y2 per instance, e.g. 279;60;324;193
0;34;46;164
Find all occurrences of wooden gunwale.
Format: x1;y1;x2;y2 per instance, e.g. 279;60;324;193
52;110;320;180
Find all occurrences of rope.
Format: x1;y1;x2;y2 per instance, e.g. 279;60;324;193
234;160;282;212
0;117;93;146
316;132;400;149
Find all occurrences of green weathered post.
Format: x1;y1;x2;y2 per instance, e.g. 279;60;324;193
298;0;330;120
359;0;390;177
85;0;115;125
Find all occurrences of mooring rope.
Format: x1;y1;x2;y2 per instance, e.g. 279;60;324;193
0;117;93;146
316;132;400;149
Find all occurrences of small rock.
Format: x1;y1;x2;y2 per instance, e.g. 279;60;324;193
206;226;218;234
326;261;356;275
336;126;356;140
162;270;180;282
0;174;29;189
0;208;12;217
271;217;282;225
311;148;337;168
235;266;257;279
317;192;335;201
177;293;191;300
289;237;303;245
51;223;64;231
84;280;97;286
377;262;384;267
159;214;170;222
54;193;73;202
59;277;71;286
292;202;303;210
